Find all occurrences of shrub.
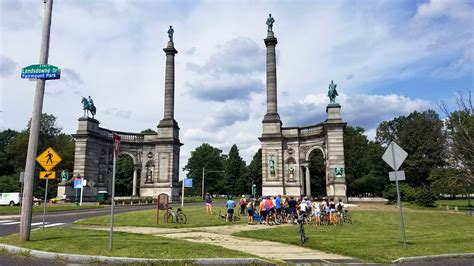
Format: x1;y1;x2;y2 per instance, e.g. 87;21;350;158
416;187;437;207
383;183;418;203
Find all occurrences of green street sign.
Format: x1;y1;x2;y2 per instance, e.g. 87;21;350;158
21;64;61;79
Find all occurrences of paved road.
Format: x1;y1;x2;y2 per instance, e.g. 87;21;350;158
0;204;155;237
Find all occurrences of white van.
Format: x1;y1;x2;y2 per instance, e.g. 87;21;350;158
0;193;21;206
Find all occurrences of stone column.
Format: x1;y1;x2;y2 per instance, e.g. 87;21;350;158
132;167;138;196
263;31;280;122
305;166;311;196
159;41;178;127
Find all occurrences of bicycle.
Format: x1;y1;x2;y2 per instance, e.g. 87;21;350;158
297;213;306;244
218;209;240;222
164;207;187;224
340;209;352;224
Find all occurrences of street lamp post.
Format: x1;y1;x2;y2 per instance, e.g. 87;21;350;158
201;167;224;200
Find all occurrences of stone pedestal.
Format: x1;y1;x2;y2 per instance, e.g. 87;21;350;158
325;104;347;202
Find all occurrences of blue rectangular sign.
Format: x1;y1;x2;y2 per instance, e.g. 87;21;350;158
21;73;60;79
73;179;82;189
184;178;193;188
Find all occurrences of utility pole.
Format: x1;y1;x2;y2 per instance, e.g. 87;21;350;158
20;0;54;242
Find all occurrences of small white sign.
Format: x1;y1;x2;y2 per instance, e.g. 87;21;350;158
382;142;408;171
82;179;87;186
389;171;406;181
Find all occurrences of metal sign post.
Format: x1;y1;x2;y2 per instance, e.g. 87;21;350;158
382;141;408;249
42;178;49;229
19;172;25;216
109;133;121;251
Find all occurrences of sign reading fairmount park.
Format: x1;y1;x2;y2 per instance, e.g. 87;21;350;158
21;64;61;79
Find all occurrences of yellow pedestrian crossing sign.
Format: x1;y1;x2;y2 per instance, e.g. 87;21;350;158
36;147;62;171
39;171;56;179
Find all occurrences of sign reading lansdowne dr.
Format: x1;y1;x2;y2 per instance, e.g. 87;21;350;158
21;64;61;79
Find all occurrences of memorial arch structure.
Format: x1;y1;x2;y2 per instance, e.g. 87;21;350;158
260;27;347;201
58;38;182;201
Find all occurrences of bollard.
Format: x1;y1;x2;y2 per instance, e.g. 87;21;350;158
446;205;450;211
454;206;458;212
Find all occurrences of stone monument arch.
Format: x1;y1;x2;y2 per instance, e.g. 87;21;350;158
260;17;347;201
58;30;182;201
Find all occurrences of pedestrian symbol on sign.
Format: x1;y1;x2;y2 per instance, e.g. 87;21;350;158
46;151;53;164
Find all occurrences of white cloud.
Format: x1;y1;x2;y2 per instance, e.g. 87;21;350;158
1;0;471;170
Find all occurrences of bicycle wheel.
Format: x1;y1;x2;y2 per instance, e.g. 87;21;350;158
345;213;352;224
299;224;306;244
164;212;174;223
176;213;187;224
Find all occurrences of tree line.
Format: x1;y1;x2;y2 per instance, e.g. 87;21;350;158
1;92;471;205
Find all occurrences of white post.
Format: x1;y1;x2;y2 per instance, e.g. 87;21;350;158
41;178;49;229
79;177;84;206
132;168;137;196
201;167;205;200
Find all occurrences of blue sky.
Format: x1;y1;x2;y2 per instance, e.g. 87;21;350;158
0;0;473;165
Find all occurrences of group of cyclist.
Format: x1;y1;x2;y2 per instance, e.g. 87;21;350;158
240;194;347;225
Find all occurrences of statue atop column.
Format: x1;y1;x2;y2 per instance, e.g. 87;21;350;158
81;96;96;118
266;14;275;32
167;25;174;42
327;80;339;103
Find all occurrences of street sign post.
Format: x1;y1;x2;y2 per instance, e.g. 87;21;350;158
19;172;25;216
36;147;62;171
21;64;61;80
109;133;121;251
80;178;87;206
382;141;408;249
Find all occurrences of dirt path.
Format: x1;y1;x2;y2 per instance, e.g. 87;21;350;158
76;224;355;262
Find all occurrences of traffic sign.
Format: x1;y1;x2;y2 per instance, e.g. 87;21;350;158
389;171;406;181
73;179;82;189
382;142;407;171
21;64;61;79
39;171;56;180
36;147;62;171
184;178;193;188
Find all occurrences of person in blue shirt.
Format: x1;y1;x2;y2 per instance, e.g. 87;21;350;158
226;197;236;222
275;194;282;217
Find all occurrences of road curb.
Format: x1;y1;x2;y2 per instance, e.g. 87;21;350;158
393;253;474;263
0;243;273;265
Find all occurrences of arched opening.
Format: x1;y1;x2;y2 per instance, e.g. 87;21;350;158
308;149;326;198
116;154;134;196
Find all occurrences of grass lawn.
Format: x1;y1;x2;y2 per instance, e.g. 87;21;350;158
76;205;246;228
437;198;473;208
0;227;252;259
234;211;474;263
0;205;102;215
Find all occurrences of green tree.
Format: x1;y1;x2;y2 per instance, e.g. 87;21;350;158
247;149;262;196
440;90;473;204
309;149;326;197
344;126;387;197
2;114;75;198
115;154;134;196
0;129;19;175
141;128;156;134
223;144;248;195
183;143;225;195
376;110;447;187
